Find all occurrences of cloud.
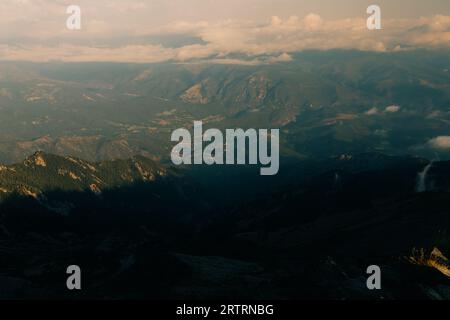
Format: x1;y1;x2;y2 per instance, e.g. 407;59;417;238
268;53;293;63
303;13;323;31
0;2;449;63
0;44;178;63
385;105;401;113
429;136;450;150
366;107;379;116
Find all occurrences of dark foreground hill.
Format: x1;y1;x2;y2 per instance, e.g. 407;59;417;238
0;153;449;299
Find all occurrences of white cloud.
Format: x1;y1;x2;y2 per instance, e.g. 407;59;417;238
429;136;450;150
366;107;379;116
268;53;293;63
385;105;401;113
303;13;323;31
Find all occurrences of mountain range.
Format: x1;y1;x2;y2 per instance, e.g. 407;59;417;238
0;49;450;299
0;49;449;163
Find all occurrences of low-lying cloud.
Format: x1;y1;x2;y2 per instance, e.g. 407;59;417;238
429;136;450;150
385;105;401;113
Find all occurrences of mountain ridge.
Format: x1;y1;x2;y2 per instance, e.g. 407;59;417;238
0;151;169;201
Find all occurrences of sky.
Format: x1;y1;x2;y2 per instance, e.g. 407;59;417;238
0;0;449;63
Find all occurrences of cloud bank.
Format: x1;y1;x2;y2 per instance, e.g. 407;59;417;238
0;1;449;63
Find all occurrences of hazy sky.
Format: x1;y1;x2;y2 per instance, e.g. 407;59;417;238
0;0;449;62
130;0;450;21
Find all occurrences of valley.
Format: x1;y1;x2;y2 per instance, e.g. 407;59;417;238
0;49;449;164
0;49;449;300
